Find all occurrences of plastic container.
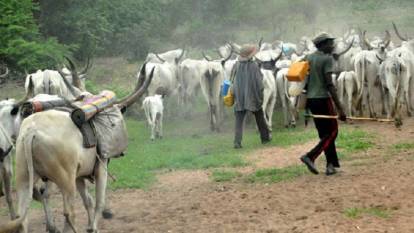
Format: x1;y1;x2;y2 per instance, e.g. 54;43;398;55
221;79;231;96
286;61;309;82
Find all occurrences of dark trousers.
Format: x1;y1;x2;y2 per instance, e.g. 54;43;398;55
306;98;340;167
234;109;269;145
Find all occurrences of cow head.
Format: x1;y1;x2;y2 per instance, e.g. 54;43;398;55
0;99;20;143
362;30;391;53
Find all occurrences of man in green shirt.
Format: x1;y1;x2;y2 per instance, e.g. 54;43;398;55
300;32;347;176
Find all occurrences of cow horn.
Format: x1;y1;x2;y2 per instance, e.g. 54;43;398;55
64;56;84;90
0;66;8;78
57;69;81;98
383;30;391;48
335;38;355;57
258;37;263;48
79;56;92;75
222;50;233;62
216;49;224;58
376;54;385;64
274;49;283;62
14;75;34;108
392;22;408;41
117;67;155;109
155;54;166;63
202;52;212;61
176;49;185;63
362;31;373;50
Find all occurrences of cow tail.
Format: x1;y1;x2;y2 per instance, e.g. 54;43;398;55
0;133;35;233
355;57;364;105
337;72;345;103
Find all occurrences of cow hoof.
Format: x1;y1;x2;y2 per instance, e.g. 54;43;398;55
47;226;61;233
102;208;114;219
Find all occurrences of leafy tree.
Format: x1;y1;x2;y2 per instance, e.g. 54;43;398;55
0;0;69;76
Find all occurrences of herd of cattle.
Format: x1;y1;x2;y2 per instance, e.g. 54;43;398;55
0;22;414;232
141;22;414;135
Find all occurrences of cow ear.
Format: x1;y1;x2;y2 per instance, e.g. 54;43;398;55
11;106;19;115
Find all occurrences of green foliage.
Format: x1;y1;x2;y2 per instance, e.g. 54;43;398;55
0;0;69;73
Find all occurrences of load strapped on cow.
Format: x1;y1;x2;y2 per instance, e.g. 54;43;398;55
21;90;128;159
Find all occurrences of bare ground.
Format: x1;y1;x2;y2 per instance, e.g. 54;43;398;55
2;119;414;233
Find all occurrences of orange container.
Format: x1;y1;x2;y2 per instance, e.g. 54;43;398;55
286;61;309;82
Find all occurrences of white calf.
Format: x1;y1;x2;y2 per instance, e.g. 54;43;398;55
143;95;164;140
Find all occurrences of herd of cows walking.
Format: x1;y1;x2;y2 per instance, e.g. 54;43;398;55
0;22;414;232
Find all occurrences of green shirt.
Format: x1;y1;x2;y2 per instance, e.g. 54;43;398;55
306;51;334;99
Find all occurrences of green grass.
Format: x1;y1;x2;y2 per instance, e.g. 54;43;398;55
392;142;414;151
211;170;242;182
344;207;391;219
337;127;374;156
245;165;308;184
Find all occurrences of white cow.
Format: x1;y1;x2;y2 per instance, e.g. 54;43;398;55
261;69;277;131
275;68;299;128
143;95;164;140
199;60;225;132
0;99;17;220
380;56;409;119
145;48;185;64
178;59;205;114
337;71;359;118
0;69;153;233
24;57;90;99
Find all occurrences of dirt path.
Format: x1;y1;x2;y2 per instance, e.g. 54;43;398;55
2;119;414;232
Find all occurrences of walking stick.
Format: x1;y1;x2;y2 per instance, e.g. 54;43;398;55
304;114;395;122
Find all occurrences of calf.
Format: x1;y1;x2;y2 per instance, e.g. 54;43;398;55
143;95;164;140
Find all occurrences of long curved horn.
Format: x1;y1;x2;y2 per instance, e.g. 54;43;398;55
222;50;233;62
273;49;283;62
0;66;9;78
362;31;373;50
117;67;155;109
155;54;166;63
392;22;408;41
13;75;34;108
79;56;91;75
383;30;391;48
258;37;263;48
376;54;385;64
216;49;224;58
202;52;212;61
64;56;83;90
335;38;355;57
57;70;81;98
176;49;185;63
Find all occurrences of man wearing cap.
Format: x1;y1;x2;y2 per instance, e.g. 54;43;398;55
300;32;347;176
231;44;271;149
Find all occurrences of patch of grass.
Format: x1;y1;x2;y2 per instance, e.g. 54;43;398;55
344;207;391;219
245;165;308;184
337;128;374;154
392;142;414;151
211;170;242;182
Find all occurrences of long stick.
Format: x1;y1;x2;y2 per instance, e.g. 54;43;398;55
305;114;394;122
